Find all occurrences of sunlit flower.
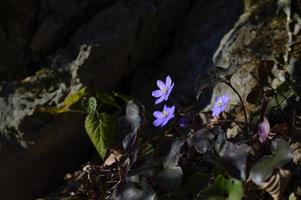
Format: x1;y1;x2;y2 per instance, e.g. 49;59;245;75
153;104;175;127
258;117;270;143
152;75;174;104
212;94;230;117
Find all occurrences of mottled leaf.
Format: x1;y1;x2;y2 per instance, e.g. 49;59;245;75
213;132;249;181
114;178;156;200
250;138;293;185
155;166;183;191
120;100;145;133
187;128;214;154
123;131;137;155
162;139;184;168
120;101;145;158
152;139;184;191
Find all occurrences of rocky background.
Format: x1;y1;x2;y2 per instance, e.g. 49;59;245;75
4;0;295;199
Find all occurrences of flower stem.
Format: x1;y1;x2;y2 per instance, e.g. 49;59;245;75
222;80;249;132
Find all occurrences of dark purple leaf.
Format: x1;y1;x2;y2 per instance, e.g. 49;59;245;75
113;178;156;200
250;138;293;184
213;132;249;181
187;128;214;154
155;166;183;191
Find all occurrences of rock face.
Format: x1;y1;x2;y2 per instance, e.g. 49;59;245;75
0;0;244;199
131;0;243;109
0;0;116;80
202;0;301;138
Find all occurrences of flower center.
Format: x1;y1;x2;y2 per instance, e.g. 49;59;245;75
163;110;168;117
162;87;167;94
217;100;223;107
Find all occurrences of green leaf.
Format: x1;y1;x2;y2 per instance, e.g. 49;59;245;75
114;178;156;200
85;97;97;114
203;175;244;200
38;87;87;114
37;106;69;114
64;87;87;108
85;112;116;159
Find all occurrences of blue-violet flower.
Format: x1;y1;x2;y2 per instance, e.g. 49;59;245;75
212;94;230;117
152;75;174;104
153;104;175;127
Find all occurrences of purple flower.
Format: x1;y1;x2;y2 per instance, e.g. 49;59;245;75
152;75;174;104
258;117;270;143
212;94;230;117
153;104;175;127
178;117;190;129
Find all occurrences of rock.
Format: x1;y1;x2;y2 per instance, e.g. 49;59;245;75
30;0;117;53
0;0;117;80
70;0;192;91
0;46;90;200
204;0;301;117
0;0;199;199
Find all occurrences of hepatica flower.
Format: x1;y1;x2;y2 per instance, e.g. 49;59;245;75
258;117;270;143
153;104;175;127
152;75;174;104
212;94;230;117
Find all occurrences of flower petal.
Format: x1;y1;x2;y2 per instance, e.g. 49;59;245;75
161;118;169;127
212;106;221;117
152;90;163;98
157;80;166;90
222;94;230;104
215;96;222;102
153;111;164;119
219;105;226;112
153;118;164;127
167;105;175;115
161;114;174;127
166;75;172;87
155;95;165;104
163;104;168;112
165;83;174;100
